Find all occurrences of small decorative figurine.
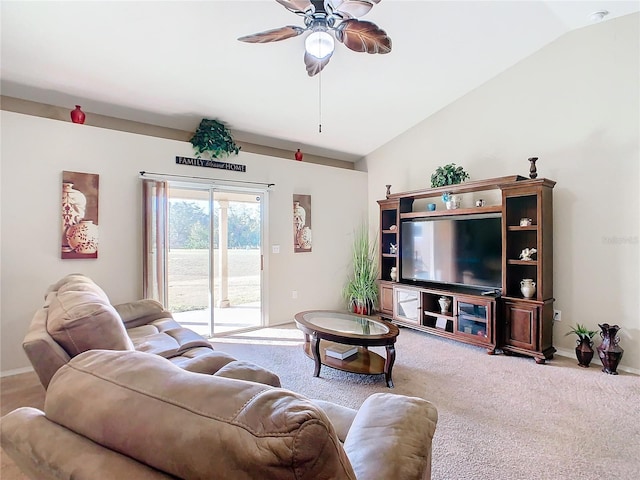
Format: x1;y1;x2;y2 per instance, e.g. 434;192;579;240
389;243;398;255
390;267;397;282
519;248;537;261
385;185;392;198
528;157;538;179
295;149;303;161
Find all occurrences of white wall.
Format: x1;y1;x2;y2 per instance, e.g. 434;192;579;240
361;14;640;372
0;112;368;373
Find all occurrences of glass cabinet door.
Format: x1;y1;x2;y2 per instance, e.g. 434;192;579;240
393;287;420;325
456;297;492;342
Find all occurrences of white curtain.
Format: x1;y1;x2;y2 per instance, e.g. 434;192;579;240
142;179;168;305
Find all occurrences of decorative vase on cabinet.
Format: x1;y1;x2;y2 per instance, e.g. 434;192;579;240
520;279;536;299
443;193;461;210
438;296;451;313
597;323;624;375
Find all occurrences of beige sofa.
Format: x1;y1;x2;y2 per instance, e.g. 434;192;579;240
23;274;280;389
1;349;439;479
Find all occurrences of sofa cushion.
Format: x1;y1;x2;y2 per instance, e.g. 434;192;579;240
45;350;357;480
46;279;134;357
127;324;212;358
114;299;173;328
213;359;282;387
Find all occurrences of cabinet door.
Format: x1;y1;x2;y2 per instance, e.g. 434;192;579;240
503;301;538;350
379;283;394;316
455;295;493;343
393;287;421;325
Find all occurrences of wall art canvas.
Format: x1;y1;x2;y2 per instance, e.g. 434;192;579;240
61;171;99;259
293;194;312;253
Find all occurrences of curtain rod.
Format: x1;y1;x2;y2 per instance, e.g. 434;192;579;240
139;171;275;188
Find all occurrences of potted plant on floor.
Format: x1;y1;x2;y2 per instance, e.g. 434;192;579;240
343;224;379;315
430;163;470;209
565;323;597;368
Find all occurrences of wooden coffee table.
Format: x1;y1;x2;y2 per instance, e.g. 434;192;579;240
294;310;400;388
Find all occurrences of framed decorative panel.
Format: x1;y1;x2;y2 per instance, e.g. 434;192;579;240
61;171;99;259
293;194;312;253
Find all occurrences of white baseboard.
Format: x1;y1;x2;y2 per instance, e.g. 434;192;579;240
0;365;34;378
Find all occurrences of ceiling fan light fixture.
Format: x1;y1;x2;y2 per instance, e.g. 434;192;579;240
305;30;335;59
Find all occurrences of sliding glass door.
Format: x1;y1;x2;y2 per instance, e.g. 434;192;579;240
211;189;263;334
164;184;264;337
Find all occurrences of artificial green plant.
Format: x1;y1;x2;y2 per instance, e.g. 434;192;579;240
430;163;470;202
189;118;240;159
565;323;597;342
342;224;379;315
430;163;470;187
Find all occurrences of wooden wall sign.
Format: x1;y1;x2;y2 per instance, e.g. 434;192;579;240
176;156;246;172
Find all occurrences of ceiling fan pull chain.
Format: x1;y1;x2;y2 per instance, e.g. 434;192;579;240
318;69;322;133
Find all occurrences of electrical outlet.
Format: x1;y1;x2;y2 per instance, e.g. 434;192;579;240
553;309;561;322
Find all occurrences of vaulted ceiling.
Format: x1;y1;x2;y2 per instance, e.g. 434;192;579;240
2;1;638;162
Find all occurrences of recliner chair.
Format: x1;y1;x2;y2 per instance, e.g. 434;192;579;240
22;274;280;389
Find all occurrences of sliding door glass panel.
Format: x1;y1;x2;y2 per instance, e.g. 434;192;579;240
166;185;264;337
167;186;212;336
212;190;262;335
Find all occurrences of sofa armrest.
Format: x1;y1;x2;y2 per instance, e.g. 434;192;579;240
343;393;438;480
312;399;357;443
1;407;175;480
22;307;70;389
114;299;173;328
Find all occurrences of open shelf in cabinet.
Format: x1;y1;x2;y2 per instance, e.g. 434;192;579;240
378;199;400;283
505;195;537;226
422;292;455;332
400;205;502;220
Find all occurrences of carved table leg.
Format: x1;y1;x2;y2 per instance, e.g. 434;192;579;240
384;344;396;388
311;333;322;377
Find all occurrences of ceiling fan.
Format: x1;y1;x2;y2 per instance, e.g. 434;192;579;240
238;0;392;77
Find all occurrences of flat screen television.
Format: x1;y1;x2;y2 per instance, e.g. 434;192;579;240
400;214;502;290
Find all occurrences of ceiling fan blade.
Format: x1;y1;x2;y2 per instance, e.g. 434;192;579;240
276;0;314;14
326;0;375;18
238;26;306;43
334;19;391;54
304;50;332;76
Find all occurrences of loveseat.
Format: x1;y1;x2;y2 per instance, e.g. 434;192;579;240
22;274;280;389
1;349;439;479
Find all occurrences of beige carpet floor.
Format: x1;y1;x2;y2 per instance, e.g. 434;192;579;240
2;324;639;479
214;324;640;480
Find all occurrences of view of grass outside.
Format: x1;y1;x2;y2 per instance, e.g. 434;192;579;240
168;248;260;313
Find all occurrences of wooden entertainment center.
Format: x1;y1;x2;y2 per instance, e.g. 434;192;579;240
377;175;556;363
